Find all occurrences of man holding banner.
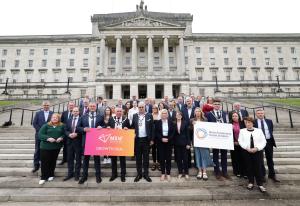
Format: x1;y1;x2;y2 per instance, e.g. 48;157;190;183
79;102;104;184
107;107;130;182
206;99;231;181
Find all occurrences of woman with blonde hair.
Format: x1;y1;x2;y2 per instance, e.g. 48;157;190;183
38;113;65;185
190;108;214;181
151;104;161;171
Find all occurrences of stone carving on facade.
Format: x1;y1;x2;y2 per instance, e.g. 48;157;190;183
121;18;163;27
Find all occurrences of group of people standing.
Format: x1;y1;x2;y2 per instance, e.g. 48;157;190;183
32;94;280;193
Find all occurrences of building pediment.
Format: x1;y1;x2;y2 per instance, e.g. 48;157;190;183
103;16;182;29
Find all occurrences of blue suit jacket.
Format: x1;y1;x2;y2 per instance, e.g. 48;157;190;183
254;118;276;147
206;110;227;123
33;110;53;132
64;116;84;145
182;106;195;125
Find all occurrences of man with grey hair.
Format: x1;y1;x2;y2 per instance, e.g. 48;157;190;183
131;101;154;182
228;102;249;122
32;100;53;173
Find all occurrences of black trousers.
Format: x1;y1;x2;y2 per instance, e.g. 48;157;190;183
62;138;68;162
82;155;101;178
40;149;60;180
67;140;82;177
187;130;194;167
33;133;41;168
158;141;172;175
262;141;275;177
175;145;189;175
230;144;246;176
243;150;264;186
135;137;150;176
213;149;228;176
151;139;160;163
111;156;126;177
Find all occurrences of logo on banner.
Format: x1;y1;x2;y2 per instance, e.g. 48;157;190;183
195;128;208;140
98;134;123;143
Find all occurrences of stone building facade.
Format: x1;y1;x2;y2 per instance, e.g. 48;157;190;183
0;1;300;99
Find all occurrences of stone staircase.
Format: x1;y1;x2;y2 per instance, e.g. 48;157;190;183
0;126;300;205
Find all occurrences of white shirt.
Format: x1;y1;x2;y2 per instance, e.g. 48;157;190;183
128;107;139;124
114;116;123;129
187;107;192;119
162;120;169;136
258;119;271;139
138;114;147;138
238;128;267;151
44;111;49;122
88;112;96;128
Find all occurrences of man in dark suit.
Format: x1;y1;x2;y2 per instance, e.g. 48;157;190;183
144;98;152;114
32;100;53;173
79;99;90;116
63;107;83;181
254;108;280;183
78;102;104;184
116;98;126;110
176;96;185;112
168;101;177;123
107;107;130;182
228;102;249;122
206;99;230;181
60;101;75;165
131;102;154;182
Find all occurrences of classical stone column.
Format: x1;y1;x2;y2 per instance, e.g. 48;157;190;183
113;83;121;99
163;35;170;72
100;36;106;75
115;35;122;74
131;35;138;73
178;35;185;74
147;83;155;99
164;83;173;98
147;35;153;73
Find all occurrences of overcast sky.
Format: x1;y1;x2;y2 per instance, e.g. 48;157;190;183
0;0;299;36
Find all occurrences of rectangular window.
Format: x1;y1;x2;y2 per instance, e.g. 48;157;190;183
224;58;229;66
267;70;273;80
42;59;47;67
82;77;88;82
291;47;296;54
83;58;88;67
196;58;202;66
253;70;259;81
240;70;245;81
292;58;298;65
57;48;62;55
69;59;74;67
185;57;188;65
169;57;174;65
238;58;243;66
126;47;131;53
236;47;241;54
195;47;201;53
195;68;203;80
28;60;33;68
1;60;6;68
97;47;100;53
97;57;100;66
125;57;131;65
154;47;159;53
278;58;284;66
277;47;282;53
154;57;159;65
263;47;268;54
139;56;145;65
211;70;217;81
29;49;34;56
16;49;21;56
210;58;215;66
43;49;48;55
250;47;255;54
2;49;7;56
209;47;214;53
84;48;89;54
280;69;286;80
111;47;116;53
168;47;173;53
70;48;75;54
225;70;231;81
14;60;19;68
140;47;145;53
56;59;61;67
223;47;228;54
265;58;270;65
110;57;116;65
184;46;188;53
251;58;256;66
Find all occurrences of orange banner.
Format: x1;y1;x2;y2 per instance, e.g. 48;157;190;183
84;128;135;156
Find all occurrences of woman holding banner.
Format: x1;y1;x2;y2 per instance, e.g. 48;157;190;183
190;108;214;181
102;107;113;164
238;117;267;193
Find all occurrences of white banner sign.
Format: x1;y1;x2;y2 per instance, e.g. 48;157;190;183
193;122;234;150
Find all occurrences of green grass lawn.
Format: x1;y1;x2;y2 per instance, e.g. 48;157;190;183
268;98;300;107
0;100;41;107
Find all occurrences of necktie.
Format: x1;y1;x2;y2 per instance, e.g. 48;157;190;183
91;112;95;128
261;119;266;137
72;117;77;133
238;110;243;121
250;134;254;149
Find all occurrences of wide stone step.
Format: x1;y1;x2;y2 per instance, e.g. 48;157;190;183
0;185;299;202
1;165;300;177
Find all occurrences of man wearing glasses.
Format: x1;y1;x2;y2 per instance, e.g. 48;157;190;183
131;102;154;182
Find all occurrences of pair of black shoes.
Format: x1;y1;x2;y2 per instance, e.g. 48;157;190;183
134;175;152;182
109;175;126;182
63;175;79;181
78;176;102;184
31;167;39;173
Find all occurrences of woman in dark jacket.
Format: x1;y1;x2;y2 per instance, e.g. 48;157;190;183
173;111;190;179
